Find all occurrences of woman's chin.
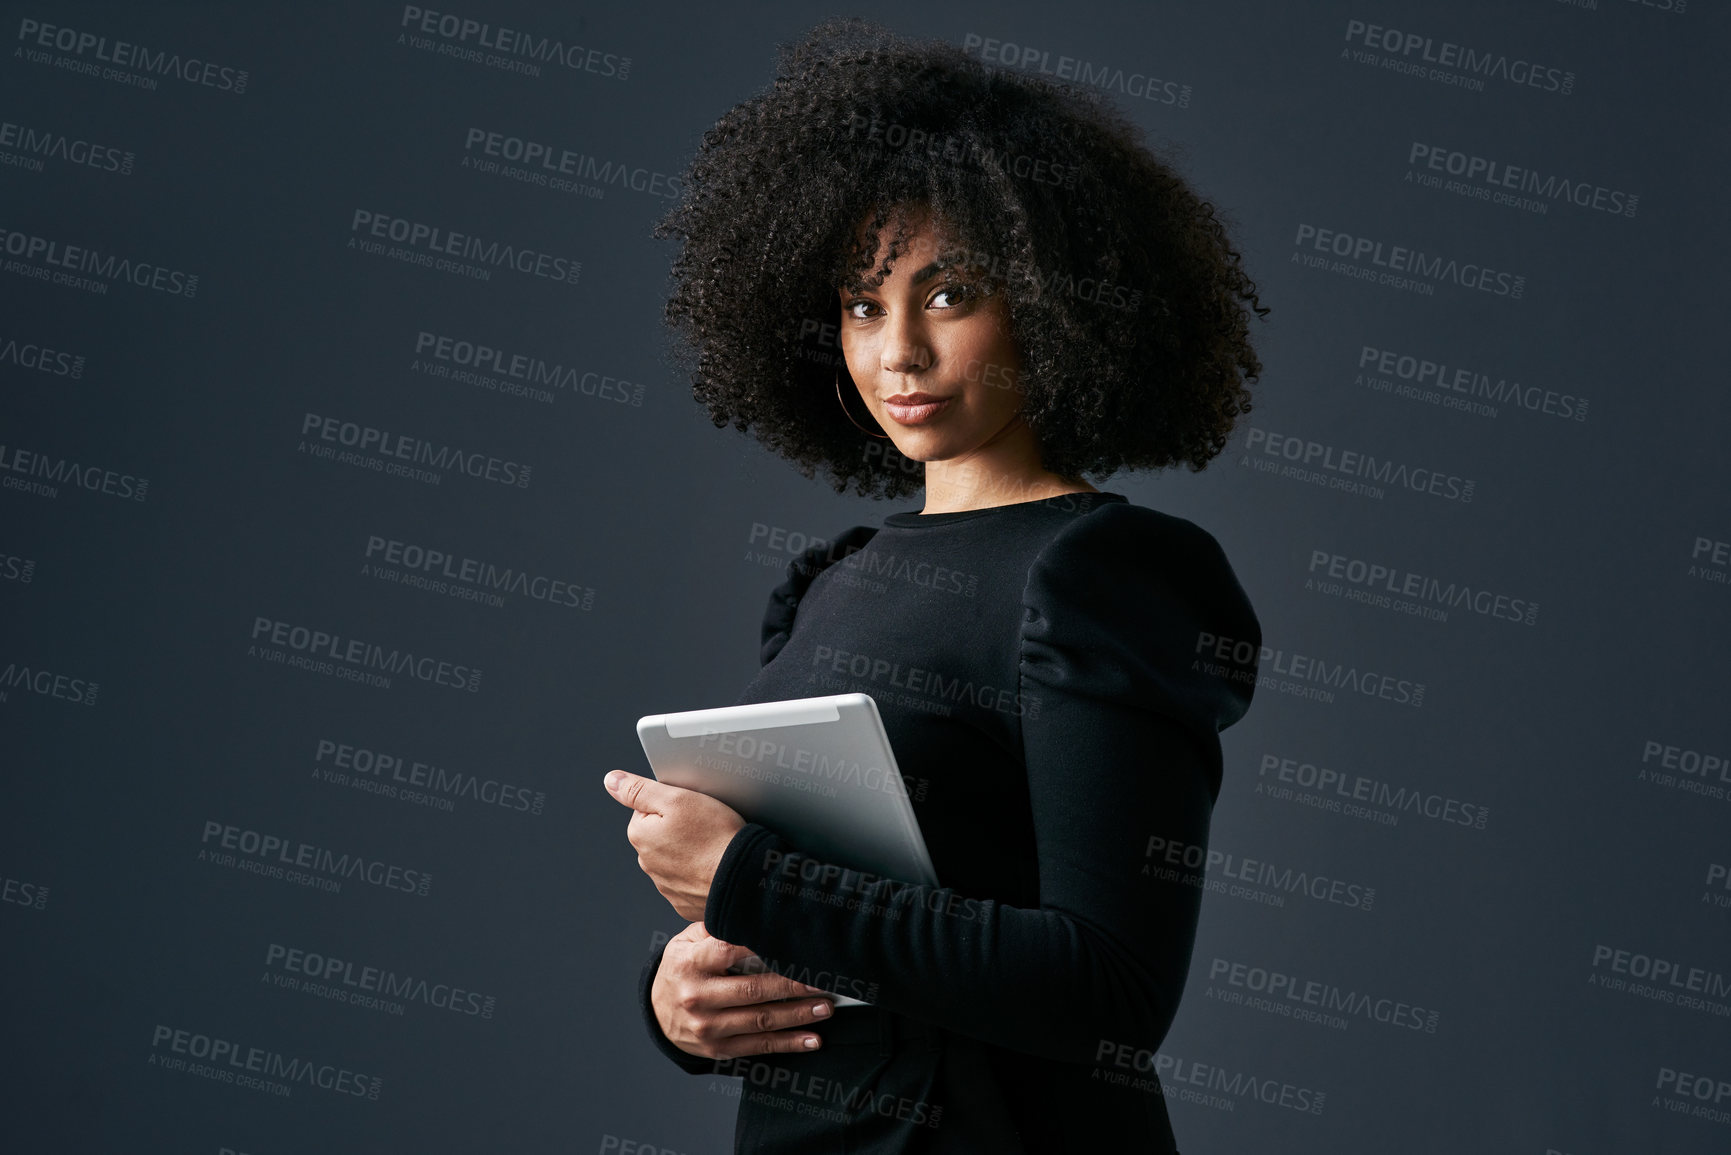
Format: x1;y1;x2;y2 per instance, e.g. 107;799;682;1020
884;436;939;463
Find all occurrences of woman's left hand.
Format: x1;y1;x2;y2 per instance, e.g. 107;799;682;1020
604;770;746;922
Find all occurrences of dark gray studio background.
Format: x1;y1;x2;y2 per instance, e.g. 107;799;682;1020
3;1;1727;1152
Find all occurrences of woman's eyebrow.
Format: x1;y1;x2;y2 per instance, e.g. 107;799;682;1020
907;259;955;284
844;258;969;294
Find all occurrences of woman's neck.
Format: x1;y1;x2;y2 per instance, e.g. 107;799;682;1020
919;459;1098;514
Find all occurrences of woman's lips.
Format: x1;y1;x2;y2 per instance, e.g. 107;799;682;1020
882;395;951;425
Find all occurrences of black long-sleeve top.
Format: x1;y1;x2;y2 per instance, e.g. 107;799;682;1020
636;491;1261;1153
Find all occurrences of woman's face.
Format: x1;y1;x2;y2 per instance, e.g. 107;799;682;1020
836;209;1030;471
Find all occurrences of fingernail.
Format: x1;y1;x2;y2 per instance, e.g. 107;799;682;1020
803;1035;820;1049
604;770;623;791
811;1002;831;1018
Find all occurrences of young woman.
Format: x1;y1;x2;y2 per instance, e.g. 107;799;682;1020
604;18;1268;1153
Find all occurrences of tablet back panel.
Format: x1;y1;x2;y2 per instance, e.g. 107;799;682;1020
635;693;938;888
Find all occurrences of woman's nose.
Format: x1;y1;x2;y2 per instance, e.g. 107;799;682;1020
878;311;933;375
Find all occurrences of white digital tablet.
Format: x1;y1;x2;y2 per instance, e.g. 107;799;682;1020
635;693;938;1008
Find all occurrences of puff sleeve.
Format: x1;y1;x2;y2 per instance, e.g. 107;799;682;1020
758;525;880;667
695;503;1262;1063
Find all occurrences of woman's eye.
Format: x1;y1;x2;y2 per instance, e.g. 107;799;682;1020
930;284;971;309
843;299;877;320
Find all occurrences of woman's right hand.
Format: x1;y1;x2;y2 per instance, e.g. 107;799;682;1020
651;922;834;1060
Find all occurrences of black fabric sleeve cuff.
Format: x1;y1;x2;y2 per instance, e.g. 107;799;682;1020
702;822;785;949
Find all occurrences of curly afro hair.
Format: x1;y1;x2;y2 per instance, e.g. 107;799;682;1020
655;17;1269;499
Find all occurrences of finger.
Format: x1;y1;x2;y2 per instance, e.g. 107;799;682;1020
624;810;654;850
710;1028;826;1059
707;1006;834;1058
726;951;768;977
603;769;677;816
694;936;759;974
674;930;828;996
716;970;837;1006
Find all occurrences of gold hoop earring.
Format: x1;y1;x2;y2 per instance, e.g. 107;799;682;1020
836;372;891;439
